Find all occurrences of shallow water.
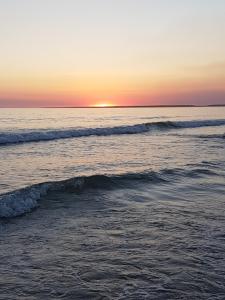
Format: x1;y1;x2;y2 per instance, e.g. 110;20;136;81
0;107;225;299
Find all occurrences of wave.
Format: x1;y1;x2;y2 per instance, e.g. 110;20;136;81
0;167;219;218
1;119;225;146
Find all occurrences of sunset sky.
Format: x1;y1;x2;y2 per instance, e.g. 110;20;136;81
0;0;225;107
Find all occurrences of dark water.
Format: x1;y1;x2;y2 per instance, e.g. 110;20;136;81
0;107;225;299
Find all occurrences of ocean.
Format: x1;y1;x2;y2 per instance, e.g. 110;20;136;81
0;107;225;299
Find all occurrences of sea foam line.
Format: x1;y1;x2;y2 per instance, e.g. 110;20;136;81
0;119;225;146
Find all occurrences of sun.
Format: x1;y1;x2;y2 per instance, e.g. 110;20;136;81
93;103;114;107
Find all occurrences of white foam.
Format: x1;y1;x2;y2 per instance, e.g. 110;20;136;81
0;184;49;217
0;123;150;145
0;177;86;218
0;119;225;145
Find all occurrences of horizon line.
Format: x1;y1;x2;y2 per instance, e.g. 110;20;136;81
1;104;225;108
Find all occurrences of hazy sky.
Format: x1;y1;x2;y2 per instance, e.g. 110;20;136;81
0;0;225;107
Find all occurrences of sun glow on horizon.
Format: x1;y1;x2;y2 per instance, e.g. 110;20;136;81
93;103;114;107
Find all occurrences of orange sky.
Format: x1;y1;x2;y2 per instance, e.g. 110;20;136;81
0;0;225;107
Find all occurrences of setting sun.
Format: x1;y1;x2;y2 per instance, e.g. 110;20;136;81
93;103;114;107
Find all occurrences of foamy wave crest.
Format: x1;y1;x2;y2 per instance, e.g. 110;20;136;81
0;167;219;218
0;178;85;218
1;119;225;145
0;122;174;145
0;184;49;218
0;172;163;218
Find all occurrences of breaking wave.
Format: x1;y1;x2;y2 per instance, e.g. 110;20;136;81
0;167;219;218
1;119;225;146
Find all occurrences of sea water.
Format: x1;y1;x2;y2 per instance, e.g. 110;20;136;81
0;107;225;299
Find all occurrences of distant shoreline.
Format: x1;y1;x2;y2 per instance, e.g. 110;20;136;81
1;104;225;108
54;104;225;108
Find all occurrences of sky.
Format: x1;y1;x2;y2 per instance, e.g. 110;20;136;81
0;0;225;107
